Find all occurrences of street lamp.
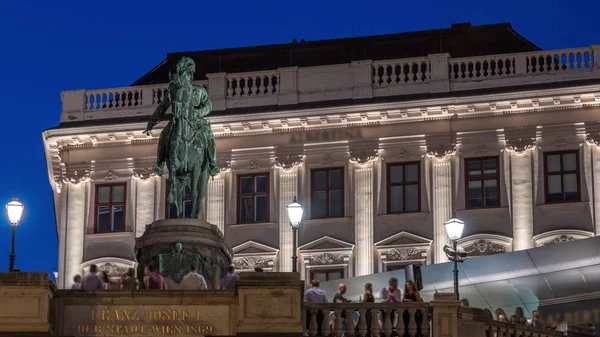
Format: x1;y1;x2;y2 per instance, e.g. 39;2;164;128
443;213;467;300
286;196;303;273
6;197;24;271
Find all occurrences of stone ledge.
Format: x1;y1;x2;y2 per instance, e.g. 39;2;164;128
0;272;54;288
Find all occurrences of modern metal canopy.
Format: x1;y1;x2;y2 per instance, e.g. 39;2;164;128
318;236;600;316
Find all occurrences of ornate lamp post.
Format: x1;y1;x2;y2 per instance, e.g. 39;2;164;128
443;213;466;300
286;196;303;273
6;197;24;271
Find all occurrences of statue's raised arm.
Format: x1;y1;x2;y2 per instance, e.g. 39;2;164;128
144;89;172;135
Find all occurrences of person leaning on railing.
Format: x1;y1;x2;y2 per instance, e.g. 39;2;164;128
378;277;402;332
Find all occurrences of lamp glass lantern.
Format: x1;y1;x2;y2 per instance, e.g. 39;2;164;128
286;197;304;228
444;216;464;241
6;198;24;225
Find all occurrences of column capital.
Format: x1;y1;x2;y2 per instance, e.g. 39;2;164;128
349;149;379;166
586;133;600;148
273;155;304;171
426;144;456;161
504;138;536;155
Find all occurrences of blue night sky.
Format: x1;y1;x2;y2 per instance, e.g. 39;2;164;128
0;0;598;276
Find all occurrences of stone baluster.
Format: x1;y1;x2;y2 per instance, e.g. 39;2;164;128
383;308;393;336
308;308;318;336
408;308;417;337
333;308;343;336
358;308;368;337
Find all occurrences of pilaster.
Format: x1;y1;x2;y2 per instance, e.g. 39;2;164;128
585;134;600;235
207;176;226;234
134;176;156;238
506;138;536;250
353;162;374;276
432;159;452;263
206;73;227;111
64;181;87;289
275;156;302;272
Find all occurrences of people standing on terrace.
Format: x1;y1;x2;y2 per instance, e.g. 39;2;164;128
379;277;402;332
144;265;167;289
99;271;111;289
510;307;527;324
495;308;508;322
304;279;328;336
80;264;104;290
179;265;208;290
219;265;239;290
355;283;375;334
119;268;139;290
403;280;423;302
330;284;350;335
71;275;81;290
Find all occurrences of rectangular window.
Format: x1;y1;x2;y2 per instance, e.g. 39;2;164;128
545;151;580;203
310;269;344;282
311;167;344;219
238;173;269;223
165;181;192;218
465;157;500;209
95;184;126;233
387;162;420;213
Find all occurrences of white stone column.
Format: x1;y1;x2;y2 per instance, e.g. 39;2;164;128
592;146;600;236
510;151;534;250
57;186;68;289
354;166;374;276
64;182;86;289
278;170;298;272
433;161;452;263
206;177;225;234
135;178;156;237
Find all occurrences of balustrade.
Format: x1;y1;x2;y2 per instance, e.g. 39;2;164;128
304;302;430;337
61;45;600;120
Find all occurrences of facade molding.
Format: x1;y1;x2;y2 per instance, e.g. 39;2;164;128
375;231;433;272
273;155;304;171
532;229;594;247
232;240;279;272
298;236;355;279
457;234;513;257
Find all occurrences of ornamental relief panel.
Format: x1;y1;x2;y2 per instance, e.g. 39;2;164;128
461;240;506;256
233;256;273;270
384;248;423;261
273;155;304;171
310;253;345;265
542;235;575;247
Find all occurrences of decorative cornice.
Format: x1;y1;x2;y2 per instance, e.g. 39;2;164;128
474;145;493;155
425;144;456;160
349;150;379;166
232;256;273;270
551;137;571;149
310;253;345;265
132;167;156;181
504;138;536;155
542;235;575;246
274;155;304;171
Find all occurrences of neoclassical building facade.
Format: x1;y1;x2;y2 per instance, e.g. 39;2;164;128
44;22;600;288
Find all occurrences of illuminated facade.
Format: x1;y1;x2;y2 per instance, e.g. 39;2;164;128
44;22;600;289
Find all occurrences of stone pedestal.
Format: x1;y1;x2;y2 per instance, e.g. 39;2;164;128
236;272;304;337
0;272;55;336
135;219;233;289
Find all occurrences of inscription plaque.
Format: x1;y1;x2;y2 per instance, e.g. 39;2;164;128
62;305;231;337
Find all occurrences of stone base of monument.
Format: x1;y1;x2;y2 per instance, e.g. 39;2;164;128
135;218;233;289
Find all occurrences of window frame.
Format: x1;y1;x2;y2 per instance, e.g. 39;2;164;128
464;156;501;209
544;150;581;204
94;183;127;233
237;172;270;224
164;180;193;219
310;167;345;219
309;269;345;282
386;161;421;214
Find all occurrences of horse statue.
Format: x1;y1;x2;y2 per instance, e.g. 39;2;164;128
144;57;220;218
